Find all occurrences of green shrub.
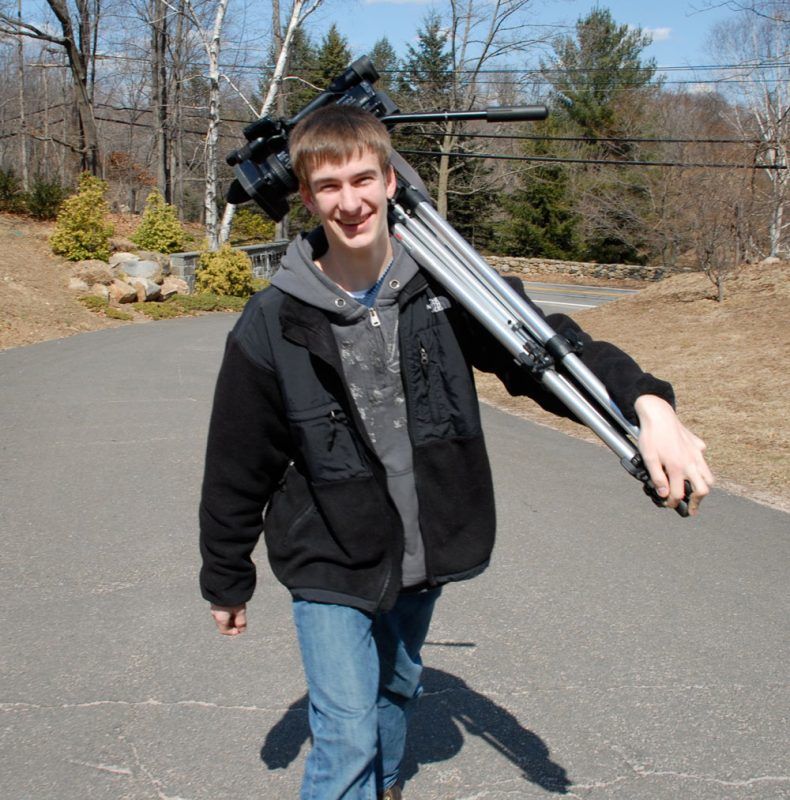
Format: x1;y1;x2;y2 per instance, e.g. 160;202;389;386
106;307;133;321
131;190;187;253
195;244;254;297
0;168;27;213
229;207;276;245
252;277;270;293
51;173;114;261
169;294;219;312
132;301;183;319
25;177;67;220
213;295;247;312
78;294;108;311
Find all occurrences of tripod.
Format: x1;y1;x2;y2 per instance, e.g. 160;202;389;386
388;171;691;517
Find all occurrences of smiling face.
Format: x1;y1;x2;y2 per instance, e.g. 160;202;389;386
300;148;397;258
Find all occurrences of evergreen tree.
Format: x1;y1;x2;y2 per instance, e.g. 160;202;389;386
396;13;454;198
543;8;657;146
369;37;398;96
539;7;659;263
399;13;452;111
499;117;580;259
314;24;352;88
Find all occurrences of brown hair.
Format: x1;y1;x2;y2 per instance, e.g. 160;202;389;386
289;104;392;188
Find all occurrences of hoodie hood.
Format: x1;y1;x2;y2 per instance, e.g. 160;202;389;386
270;227;419;318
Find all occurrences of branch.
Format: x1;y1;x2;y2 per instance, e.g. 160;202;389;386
0;15;67;46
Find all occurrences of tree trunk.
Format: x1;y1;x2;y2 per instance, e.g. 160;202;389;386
16;0;28;190
151;0;170;201
217;0;323;244
203;0;230;250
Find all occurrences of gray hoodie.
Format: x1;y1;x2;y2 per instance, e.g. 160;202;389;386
271;229;427;588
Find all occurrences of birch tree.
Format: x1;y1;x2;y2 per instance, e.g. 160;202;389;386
217;0;324;244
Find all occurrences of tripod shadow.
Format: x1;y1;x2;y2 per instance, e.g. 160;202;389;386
260;666;571;794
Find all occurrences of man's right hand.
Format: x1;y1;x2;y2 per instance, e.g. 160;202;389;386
210;603;247;636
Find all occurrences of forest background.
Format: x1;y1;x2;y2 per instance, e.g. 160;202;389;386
0;0;786;278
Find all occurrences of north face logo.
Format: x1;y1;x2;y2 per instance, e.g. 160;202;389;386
427;296;450;313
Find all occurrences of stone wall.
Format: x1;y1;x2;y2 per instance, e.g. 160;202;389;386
170;240;289;291
486;255;670;282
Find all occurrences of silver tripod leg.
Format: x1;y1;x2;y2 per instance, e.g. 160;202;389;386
403;196;640;440
390;208;641;464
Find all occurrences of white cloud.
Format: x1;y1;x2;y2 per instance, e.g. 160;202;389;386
645;26;672;42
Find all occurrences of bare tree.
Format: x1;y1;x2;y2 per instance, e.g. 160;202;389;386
0;0;103;173
709;6;789;257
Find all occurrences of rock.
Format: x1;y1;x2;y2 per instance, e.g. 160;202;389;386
123;259;163;282
136;250;172;271
109;236;137;253
108;279;138;304
68;277;90;292
73;260;114;286
761;256;780;265
109;251;141;269
161;275;190;296
130;277;162;302
91;283;110;300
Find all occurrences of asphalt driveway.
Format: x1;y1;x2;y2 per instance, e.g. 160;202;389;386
1;315;787;800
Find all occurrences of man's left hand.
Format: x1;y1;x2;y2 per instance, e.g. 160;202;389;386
634;395;714;515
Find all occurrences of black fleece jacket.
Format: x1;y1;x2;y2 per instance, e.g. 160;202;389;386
199;269;674;613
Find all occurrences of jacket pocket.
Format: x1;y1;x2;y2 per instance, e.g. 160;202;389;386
287;401;370;483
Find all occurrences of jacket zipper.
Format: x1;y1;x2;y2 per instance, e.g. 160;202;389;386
369;307;381;327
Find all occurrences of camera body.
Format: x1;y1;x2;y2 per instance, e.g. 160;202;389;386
226;56;399;221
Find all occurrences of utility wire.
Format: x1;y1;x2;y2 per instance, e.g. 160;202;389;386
407;131;768;145
398;148;788;169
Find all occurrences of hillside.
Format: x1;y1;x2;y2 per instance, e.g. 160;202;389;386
477;261;790;510
1;212;787;509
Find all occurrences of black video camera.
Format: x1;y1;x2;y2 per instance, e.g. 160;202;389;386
225;56;398;222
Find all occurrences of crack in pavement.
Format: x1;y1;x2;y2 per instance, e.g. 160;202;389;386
1;698;297;713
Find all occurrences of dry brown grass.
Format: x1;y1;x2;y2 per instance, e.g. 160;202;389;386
476;261;790;510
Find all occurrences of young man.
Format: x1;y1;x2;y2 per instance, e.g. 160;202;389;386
199;104;713;800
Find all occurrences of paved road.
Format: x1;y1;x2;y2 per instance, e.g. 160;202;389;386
1;315;788;800
521;281;638;316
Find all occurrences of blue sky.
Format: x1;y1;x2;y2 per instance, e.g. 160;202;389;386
315;0;738;72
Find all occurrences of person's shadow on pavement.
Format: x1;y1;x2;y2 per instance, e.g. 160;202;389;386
260;666;571;794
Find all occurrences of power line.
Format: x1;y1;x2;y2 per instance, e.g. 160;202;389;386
398;148;788;169
412;131;767;145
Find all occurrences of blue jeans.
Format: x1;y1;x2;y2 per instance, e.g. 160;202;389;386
292;588;441;800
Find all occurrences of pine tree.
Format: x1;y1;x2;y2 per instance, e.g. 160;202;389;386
543;8;657;146
540;8;659;263
369;37;398;96
314;24;351;88
396;13;454;199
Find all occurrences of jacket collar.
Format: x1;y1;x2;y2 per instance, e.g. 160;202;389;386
279;294;344;373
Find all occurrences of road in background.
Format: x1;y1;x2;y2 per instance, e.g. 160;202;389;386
1;315;787;800
522;280;638;316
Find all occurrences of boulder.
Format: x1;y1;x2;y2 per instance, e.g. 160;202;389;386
91;283;110;300
109;236;137;253
761;256;780;265
136;250;172;271
73;260;114;286
161;275;190;296
108;279;138;304
68;277;90;292
123;259;163;282
130;277;162;302
109;251;141;269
